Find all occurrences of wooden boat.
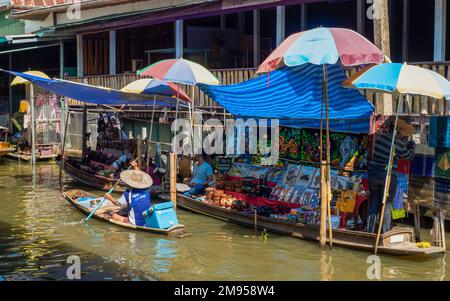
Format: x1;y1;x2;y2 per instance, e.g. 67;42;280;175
163;193;445;256
62;159;165;196
64;189;185;236
0;127;15;158
62;159;127;193
0;142;15;158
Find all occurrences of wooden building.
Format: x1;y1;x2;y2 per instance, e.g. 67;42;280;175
2;0;450;116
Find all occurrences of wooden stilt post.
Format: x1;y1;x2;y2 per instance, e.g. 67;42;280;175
30;84;36;165
414;204;421;242
374;0;393;115
137;135;142;170
439;210;446;251
81;105;87;160
170;152;177;211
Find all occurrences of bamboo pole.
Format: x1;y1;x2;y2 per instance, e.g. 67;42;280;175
81;105;88;160
169;152;177;211
320;163;327;248
59;109;70;182
324;65;333;249
414;204;421;242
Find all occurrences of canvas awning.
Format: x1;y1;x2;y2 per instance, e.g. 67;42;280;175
199;64;375;133
0;69;185;107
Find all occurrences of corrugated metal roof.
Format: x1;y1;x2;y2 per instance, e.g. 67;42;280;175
10;0;83;8
0;10;25;36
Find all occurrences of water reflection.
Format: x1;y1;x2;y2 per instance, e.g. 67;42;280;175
1;159;450;280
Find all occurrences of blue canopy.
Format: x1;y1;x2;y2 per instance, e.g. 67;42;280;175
1;69;184;107
199;64;374;133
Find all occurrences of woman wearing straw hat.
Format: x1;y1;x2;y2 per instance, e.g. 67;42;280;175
366;118;416;234
104;162;153;226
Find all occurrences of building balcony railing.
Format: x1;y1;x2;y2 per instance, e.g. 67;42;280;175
66;62;450;116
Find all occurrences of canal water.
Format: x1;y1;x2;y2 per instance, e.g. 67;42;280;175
0;159;449;281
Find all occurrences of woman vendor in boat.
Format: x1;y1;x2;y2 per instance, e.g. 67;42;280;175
366;118;416;234
183;153;213;196
104;161;153;226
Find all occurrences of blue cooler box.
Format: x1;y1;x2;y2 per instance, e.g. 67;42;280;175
145;202;179;229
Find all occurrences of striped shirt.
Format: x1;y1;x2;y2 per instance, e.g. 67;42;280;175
369;133;415;178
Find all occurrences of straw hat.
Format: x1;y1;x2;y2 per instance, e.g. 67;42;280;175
397;118;414;137
120;170;153;189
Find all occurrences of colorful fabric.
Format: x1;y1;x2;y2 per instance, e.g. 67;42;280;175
410;154;435;177
393;173;408;210
397;159;411;174
435;148;450;180
1;70;183;107
199;64;375;133
391;208;406;220
257;27;384;73
429;116;450;148
336;190;357;213
434;178;450;210
279;126;302;160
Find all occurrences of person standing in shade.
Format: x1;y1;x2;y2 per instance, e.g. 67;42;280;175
184;154;213;196
366;118;416;234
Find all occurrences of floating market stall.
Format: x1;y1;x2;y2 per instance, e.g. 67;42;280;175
344;62;450;252
164;61;446;256
6;71;60;162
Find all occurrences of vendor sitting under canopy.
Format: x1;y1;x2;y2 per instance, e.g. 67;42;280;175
183;154;214;196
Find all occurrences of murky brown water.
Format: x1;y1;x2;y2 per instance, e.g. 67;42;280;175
0;159;449;281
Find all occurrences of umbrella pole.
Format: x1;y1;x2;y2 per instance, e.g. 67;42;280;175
324;65;333;249
30;84;36;165
374;94;403;254
319;65;327;249
147;95;157;172
191;85;195;155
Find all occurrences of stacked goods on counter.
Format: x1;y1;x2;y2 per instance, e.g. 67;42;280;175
205;188;251;212
196;161;368;229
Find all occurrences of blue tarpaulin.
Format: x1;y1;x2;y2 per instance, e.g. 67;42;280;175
0;69;184;107
199;64;374;133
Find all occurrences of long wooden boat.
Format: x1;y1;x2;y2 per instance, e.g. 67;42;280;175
62;159;166;196
62;159;127;193
64;189;185;236
164;193;445;256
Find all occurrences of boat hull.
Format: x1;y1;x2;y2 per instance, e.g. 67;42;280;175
170;194;445;256
62;159;166;196
64;189;185;236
